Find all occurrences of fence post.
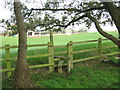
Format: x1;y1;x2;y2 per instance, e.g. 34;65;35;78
50;32;53;44
67;41;73;72
5;44;12;80
98;38;102;60
48;42;54;72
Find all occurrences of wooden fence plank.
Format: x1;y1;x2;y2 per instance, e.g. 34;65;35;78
53;45;67;48
0;44;48;49
54;51;67;54
70;39;108;44
0;57;17;61
73;48;98;54
27;53;52;58
0;53;52;61
72;40;98;44
27;44;48;47
29;63;54;69
73;52;119;63
1;63;54;72
1;68;15;72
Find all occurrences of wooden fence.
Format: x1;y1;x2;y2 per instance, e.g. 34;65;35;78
0;38;119;79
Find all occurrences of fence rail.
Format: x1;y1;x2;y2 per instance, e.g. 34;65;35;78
0;38;119;79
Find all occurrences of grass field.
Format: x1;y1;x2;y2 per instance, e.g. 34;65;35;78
1;31;118;46
1;31;119;88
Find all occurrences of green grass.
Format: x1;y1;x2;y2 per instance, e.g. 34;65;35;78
2;59;119;88
31;60;119;88
1;31;118;46
1;31;118;68
1;31;119;88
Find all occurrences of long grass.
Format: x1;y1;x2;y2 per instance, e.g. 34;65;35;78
31;61;119;88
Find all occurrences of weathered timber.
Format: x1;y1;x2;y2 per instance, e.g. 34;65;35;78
98;38;103;61
58;60;64;73
53;45;67;48
29;63;54;69
0;53;52;61
5;44;12;79
54;56;70;59
67;41;73;72
73;52;120;63
48;42;54;72
0;44;48;49
73;48;98;54
72;40;98;44
54;51;67;54
1;63;54;72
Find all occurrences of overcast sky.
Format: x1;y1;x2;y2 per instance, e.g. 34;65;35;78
0;0;117;32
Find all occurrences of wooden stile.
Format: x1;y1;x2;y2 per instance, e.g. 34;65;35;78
54;56;70;73
58;60;64;73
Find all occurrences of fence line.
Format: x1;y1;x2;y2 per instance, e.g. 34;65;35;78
0;38;119;79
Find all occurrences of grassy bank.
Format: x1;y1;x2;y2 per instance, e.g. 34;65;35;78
31;60;119;88
2;59;119;88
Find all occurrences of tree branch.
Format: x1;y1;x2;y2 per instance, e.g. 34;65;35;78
75;6;105;15
33;14;87;31
26;6;104;19
86;13;120;47
64;14;87;28
32;8;81;12
101;2;120;39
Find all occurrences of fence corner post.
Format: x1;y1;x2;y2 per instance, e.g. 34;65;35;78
48;42;54;72
5;44;12;80
67;41;73;72
98;38;102;60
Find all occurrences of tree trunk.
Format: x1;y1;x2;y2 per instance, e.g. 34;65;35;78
101;2;120;59
14;0;31;88
101;2;120;39
86;13;120;63
86;13;120;46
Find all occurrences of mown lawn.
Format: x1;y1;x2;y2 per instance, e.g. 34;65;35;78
1;31;119;88
1;31;118;46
